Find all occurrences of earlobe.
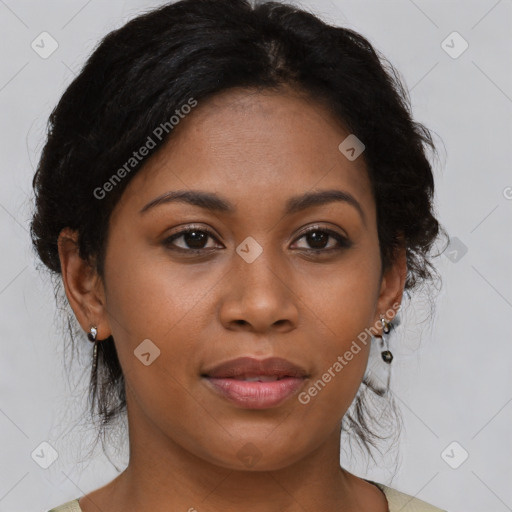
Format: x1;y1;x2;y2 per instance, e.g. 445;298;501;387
57;228;110;340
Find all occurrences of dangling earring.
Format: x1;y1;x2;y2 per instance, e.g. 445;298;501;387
87;326;99;373
363;316;394;395
380;317;393;364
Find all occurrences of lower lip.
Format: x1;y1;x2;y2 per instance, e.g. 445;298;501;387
203;377;306;409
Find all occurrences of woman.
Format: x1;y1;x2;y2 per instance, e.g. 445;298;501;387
31;0;447;510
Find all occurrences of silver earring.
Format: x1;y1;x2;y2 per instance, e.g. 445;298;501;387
87;326;99;373
87;326;97;342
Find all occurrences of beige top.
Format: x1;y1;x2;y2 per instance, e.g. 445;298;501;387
47;481;447;511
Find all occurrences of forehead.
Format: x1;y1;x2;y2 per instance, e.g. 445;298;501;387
114;87;375;222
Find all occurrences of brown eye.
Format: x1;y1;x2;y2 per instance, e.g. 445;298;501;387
292;227;351;252
304;230;329;249
163;227;222;252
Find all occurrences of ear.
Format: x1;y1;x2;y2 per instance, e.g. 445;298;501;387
57;227;111;340
374;243;407;325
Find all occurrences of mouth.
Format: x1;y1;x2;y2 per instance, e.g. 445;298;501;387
201;357;309;409
219;374;290;382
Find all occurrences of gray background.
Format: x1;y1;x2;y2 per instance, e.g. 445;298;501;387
1;1;511;511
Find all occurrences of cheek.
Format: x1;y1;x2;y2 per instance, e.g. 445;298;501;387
101;247;205;425
296;250;381;408
101;237;224;402
103;238;217;341
294;302;374;431
305;245;382;334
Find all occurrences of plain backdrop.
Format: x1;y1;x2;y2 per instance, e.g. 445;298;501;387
0;1;511;511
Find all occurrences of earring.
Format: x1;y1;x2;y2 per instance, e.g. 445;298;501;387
363;316;394;395
87;326;97;342
380;317;393;364
87;326;99;373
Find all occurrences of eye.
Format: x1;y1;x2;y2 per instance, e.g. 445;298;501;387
162;225;350;254
163;226;223;252
291;226;351;252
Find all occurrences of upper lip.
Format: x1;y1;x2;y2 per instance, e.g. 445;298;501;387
202;357;309;379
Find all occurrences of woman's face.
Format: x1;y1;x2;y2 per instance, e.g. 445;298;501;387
83;87;404;470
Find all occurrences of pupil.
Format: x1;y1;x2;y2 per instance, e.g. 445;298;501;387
307;231;327;249
185;231;207;248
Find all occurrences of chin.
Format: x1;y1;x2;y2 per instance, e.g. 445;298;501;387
197;436;310;472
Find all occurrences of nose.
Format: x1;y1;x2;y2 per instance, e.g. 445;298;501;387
218;250;299;334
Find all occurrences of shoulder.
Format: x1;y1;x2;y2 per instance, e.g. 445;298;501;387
47;498;82;512
46;486;448;512
372;481;448;512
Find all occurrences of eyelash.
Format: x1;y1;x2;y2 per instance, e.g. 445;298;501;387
163;225;351;255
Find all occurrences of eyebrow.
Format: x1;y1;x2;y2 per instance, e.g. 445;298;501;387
139;188;366;224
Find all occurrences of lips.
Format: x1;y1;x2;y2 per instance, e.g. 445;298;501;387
201;356;309;380
201;357;309;409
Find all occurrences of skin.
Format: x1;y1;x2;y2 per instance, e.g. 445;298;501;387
58;86;406;512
